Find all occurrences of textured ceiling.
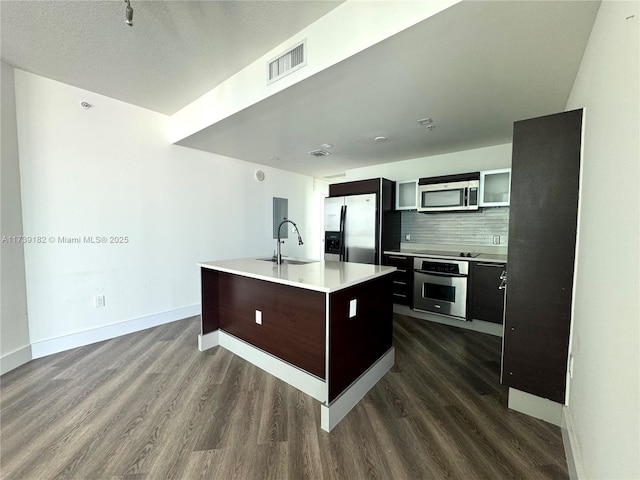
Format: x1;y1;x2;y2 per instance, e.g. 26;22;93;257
0;0;343;114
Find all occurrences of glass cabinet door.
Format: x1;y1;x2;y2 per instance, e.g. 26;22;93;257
395;180;418;210
480;169;511;207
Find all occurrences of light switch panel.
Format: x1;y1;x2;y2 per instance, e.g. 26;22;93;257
349;299;357;318
255;310;262;325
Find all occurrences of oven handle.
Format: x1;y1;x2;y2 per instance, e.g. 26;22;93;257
414;270;468;278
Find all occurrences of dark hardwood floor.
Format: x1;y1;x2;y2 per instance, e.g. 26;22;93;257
0;314;568;479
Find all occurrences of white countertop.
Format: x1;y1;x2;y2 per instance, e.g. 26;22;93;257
199;257;396;293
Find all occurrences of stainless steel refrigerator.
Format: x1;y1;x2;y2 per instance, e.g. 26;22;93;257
324;178;401;265
324;193;378;264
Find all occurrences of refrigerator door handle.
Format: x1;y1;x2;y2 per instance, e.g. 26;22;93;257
340;205;347;261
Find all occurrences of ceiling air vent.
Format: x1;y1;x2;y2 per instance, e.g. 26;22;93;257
308;149;331;157
268;40;306;85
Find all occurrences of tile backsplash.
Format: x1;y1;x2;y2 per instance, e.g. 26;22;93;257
401;207;510;247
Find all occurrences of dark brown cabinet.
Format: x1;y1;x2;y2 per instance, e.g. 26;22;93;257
502;109;582;404
469;262;506;324
383;254;413;306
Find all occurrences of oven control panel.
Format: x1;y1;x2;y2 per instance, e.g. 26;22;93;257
417;261;461;274
414;257;469;275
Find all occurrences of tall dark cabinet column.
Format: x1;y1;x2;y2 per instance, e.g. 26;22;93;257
502;109;583;403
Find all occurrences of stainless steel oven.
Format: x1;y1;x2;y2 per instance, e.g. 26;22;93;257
413;257;469;319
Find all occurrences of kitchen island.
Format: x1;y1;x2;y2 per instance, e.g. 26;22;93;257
198;257;396;432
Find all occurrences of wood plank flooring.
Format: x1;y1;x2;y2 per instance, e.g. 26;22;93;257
0;314;568;479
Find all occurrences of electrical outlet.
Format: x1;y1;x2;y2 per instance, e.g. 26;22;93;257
493;235;501;245
405;233;411;241
255;310;262;325
95;294;105;308
349;299;357;318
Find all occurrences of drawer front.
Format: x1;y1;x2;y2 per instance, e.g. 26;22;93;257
384;254;412;270
384;255;413;305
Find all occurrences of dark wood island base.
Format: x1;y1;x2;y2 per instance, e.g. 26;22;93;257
198;258;396;432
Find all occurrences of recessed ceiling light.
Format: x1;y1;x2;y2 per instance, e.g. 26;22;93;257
308;149;331;157
320;143;333;149
374;136;387;142
417;117;434;126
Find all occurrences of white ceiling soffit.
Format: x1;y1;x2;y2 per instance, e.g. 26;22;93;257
176;0;600;179
0;0;343;115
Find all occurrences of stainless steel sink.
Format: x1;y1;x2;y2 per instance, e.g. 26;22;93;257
256;257;318;265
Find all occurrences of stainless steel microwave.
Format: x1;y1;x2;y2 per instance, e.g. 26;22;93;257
417;173;480;212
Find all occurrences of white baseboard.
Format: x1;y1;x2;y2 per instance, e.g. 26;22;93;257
562;406;586;480
508;387;563;426
0;344;33;375
198;330;219;351
30;304;200;359
321;347;395;432
219;331;327;402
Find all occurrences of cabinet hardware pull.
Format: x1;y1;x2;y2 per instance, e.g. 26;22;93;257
388;256;407;260
392;293;407;298
499;270;507;289
393;281;407;285
476;263;504;267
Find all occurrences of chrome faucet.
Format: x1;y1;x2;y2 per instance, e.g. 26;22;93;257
276;219;304;265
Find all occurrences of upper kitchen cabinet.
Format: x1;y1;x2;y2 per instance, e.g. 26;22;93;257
479;169;511;207
502;109;583;404
395;180;418;210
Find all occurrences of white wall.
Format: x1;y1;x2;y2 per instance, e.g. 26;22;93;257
14;70;320;355
1;62;32;373
344;143;512;182
564;2;639;478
